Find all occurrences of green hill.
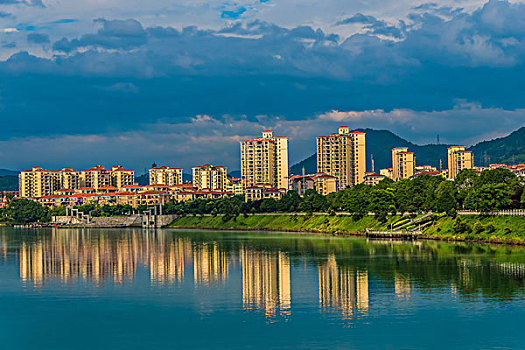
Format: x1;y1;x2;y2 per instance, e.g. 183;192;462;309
470;127;525;166
290;127;525;174
0;175;18;191
0;169;18;176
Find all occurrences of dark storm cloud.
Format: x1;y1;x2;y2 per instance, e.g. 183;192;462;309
0;0;524;170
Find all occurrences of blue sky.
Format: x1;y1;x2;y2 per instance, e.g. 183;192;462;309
0;0;524;172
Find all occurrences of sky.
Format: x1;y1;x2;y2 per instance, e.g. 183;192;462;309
0;0;524;173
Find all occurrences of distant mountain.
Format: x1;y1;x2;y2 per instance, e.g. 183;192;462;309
229;170;241;178
0;175;18;191
135;173;149;186
0;169;18;176
471;127;525;166
290;129;450;174
290;127;525;174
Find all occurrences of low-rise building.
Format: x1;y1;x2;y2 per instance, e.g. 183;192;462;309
245;186;286;202
289;173;337;196
364;172;386;186
227;177;244;195
379;168;393;179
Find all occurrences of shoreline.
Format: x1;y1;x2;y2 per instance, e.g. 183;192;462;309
169;224;525;245
168;214;525;246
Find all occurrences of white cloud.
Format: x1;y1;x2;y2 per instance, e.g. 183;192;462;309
1;103;524;171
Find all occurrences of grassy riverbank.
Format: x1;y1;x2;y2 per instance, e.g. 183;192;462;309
168;214;525;244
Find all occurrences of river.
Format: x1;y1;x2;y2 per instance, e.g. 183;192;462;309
1;227;524;349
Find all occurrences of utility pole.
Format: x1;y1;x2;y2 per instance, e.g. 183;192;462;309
302;167;306;195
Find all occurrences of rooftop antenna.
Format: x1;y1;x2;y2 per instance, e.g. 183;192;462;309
371;154;375;172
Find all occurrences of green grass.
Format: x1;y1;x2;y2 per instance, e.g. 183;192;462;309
424;215;525;244
169;214;525;244
170;214;408;236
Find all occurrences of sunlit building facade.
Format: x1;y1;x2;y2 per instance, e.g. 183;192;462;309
192;164;228;191
447;146;473;179
317;127;366;190
392;147;415;181
240;130;289;190
19;166;80;198
149;166;183;186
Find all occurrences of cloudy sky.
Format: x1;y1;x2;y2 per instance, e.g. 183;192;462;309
0;0;524;172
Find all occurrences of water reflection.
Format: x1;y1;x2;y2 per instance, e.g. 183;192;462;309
194;242;229;286
318;254;369;319
2;228;525;323
241;247;291;317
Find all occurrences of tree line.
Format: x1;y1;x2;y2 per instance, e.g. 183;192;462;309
1;168;524;224
162;168;525;219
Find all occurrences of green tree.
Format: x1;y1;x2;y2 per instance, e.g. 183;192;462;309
454;169;478;208
6;199;49;223
452;217;471;234
434;181;457;213
477;168;515;186
464;183;511;212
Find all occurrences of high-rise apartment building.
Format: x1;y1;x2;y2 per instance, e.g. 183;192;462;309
110;166;135;188
80;165;111;189
80;165;134;189
149;166;183;186
447;146;473;179
316;126;366;190
19;166;81;198
392;147;415;181
58;167;80;190
192;164;228;191
240;130;289;189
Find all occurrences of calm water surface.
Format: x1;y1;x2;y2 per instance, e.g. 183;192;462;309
1;227;525;349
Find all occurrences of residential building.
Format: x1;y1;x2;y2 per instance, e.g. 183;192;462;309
227;177;244;196
245;186;286;202
240;130;289;190
19;166;80;198
149;166;183;186
364;171;386;186
289;175;315;195
110;166;134;188
314;174;338;196
316;126;366;190
380;168;393;179
39;190;171;208
57;167;80;190
447;146;473;179
289;173;337;196
192;164;228;191
392;147;415;181
80;165;112;190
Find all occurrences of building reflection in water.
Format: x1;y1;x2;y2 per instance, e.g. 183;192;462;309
18;229;194;287
241;246;291;317
193;242;229;286
149;236;192;286
318;254;369;319
394;273;411;299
